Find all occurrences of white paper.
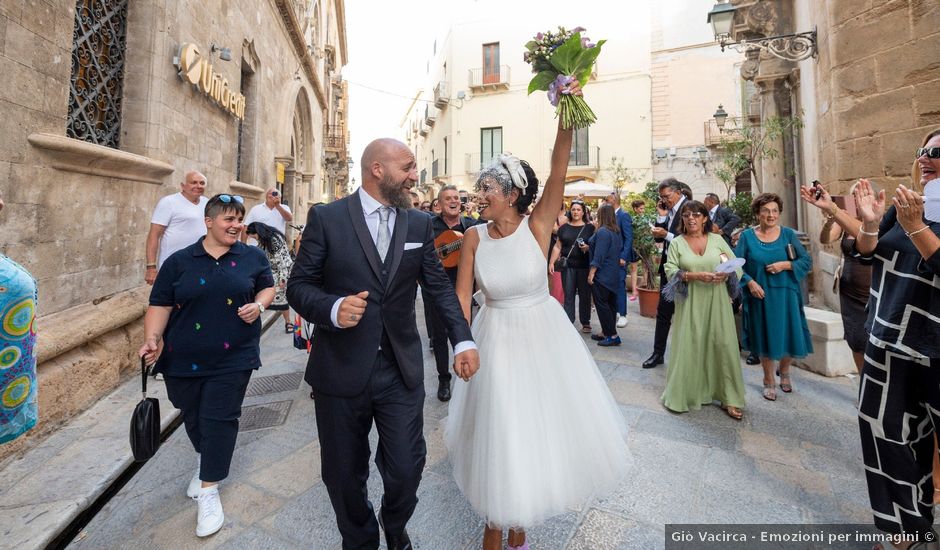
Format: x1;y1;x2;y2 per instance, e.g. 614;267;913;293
715;257;746;274
924;182;940;223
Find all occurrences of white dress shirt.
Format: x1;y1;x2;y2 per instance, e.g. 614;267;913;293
655;196;687;243
330;188;475;354
709;204;719;221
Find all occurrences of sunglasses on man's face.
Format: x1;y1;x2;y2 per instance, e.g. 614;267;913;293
218;194;244;204
916;147;940;159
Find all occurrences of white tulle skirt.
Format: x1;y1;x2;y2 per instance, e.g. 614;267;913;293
444;294;631;529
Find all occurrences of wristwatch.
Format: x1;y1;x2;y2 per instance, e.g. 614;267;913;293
255;302;265;313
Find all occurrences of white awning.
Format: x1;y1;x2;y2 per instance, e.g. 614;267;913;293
539;179;612;198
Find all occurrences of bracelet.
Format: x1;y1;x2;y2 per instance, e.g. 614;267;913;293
859;229;879;237
145;263;157;269
905;225;930;238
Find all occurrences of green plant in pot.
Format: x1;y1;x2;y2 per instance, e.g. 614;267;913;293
632;211;661;291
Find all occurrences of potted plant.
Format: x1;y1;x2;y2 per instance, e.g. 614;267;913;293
626;182;663;317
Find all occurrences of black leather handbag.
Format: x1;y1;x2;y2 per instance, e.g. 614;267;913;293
129;357;161;462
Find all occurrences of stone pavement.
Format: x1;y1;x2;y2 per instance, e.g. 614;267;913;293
68;298;869;549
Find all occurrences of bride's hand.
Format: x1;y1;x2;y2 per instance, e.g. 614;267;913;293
454;349;480;381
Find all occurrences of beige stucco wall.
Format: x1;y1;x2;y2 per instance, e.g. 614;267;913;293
0;0;346;462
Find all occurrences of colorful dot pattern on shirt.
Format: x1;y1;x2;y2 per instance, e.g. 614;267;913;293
0;255;38;444
147;239;274;377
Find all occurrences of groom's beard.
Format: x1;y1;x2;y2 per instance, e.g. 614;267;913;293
379;175;413;210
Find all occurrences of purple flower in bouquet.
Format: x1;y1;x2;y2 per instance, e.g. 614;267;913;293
547;74;574;107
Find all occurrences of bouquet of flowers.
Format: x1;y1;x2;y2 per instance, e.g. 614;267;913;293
524;26;605;129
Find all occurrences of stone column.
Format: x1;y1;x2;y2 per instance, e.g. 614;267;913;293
754;71;797;227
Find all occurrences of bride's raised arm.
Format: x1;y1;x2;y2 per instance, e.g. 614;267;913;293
529;84;580;246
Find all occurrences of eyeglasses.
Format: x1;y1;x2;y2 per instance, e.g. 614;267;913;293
681;212;704;219
916;147;940;159
217;194;244;204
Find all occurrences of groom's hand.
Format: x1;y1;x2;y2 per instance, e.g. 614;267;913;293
337;291;369;328
454;348;480;381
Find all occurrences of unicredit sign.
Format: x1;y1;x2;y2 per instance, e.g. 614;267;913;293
174;43;246;119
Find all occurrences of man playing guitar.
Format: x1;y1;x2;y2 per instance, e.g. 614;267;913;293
424;185;483;401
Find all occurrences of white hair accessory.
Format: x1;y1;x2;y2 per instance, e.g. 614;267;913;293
498;154;528;195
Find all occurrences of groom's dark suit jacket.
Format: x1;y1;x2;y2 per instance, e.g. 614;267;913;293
286;191;472;397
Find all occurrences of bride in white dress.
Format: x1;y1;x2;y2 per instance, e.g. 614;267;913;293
445;84;631;550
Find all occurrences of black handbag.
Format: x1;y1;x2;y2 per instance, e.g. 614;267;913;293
129;357;161;462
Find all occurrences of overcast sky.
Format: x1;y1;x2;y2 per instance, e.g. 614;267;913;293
342;0;615;185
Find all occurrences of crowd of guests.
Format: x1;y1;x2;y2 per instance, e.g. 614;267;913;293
21;124;928;544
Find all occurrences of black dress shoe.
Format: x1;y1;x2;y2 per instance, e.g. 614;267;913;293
590;333;605;341
379;510;413;550
746;353;760;365
437;381;451;402
386;530;413;550
642;353;664;369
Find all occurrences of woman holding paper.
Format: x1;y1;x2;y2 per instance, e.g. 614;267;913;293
852;128;940;539
660;201;745;420
735;193;813;402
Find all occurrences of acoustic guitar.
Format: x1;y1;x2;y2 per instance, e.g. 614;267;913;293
434;229;464;269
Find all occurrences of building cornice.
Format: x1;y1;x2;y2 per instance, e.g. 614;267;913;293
334;0;348;66
272;0;327;111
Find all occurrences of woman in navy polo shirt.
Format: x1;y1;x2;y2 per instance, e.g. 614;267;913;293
139;193;274;538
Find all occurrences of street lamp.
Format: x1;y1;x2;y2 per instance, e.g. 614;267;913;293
713;104;728;132
707;1;817;62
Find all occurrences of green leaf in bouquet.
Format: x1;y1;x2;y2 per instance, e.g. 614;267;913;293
549;32;583;75
572;39;606;85
525;40;538;51
528;70;557;95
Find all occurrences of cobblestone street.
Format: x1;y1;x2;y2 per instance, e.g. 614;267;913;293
70;298;868;549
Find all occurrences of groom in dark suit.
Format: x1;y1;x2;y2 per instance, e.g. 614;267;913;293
642;178;687;369
287;138;478;550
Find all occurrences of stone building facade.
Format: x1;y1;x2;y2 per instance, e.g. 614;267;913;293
0;0;349;461
720;0;939;307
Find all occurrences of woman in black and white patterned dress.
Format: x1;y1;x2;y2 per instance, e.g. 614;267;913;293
852;128;940;541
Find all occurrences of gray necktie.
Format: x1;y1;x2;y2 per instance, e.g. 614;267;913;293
376;207;391;261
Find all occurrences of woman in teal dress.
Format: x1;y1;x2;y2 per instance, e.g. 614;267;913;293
0;192;38;444
735;192;813;402
662;200;746;420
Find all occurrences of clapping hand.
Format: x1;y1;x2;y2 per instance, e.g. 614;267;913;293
893;184;927;234
853;178;886;224
454;348;480;381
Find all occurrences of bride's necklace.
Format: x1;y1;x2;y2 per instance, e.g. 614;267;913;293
489;217;522;239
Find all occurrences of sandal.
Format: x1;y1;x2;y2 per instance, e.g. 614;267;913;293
581;324;592;333
723;405;744;421
779;373;792;393
762;384;777;401
285;323;296;333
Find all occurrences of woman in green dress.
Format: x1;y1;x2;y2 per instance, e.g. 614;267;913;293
662;200;745;420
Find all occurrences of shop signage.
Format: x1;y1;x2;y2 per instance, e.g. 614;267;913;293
174;43;246;119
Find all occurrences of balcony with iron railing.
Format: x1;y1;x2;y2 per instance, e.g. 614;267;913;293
704;116;747;146
431;158;448;179
465;152;509;174
568;145;600;169
324;124;345;153
468;65;510;90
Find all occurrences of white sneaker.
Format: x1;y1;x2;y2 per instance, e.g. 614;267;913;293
195;485;224;537
616;314;628;328
186;454;201;499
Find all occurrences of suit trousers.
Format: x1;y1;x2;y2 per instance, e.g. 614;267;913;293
561;267;592;326
422;287;452;384
615;266;628;316
314;352;426;550
652;272;676;356
164;369;253;482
